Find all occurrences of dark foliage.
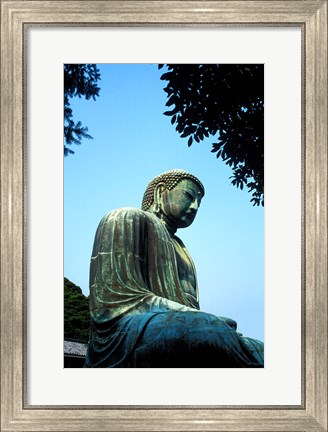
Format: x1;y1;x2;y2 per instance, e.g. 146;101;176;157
64;277;90;342
64;64;101;156
159;64;264;206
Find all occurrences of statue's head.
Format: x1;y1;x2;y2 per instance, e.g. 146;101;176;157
142;169;205;232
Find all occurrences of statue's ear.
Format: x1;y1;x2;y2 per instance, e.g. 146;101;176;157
154;182;166;205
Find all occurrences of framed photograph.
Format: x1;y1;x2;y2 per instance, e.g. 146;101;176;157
1;1;327;431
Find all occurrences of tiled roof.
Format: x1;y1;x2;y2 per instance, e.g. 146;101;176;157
64;340;87;357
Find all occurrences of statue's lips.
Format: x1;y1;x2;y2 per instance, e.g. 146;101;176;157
183;211;197;220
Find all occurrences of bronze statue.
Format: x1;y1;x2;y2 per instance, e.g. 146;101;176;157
85;169;264;367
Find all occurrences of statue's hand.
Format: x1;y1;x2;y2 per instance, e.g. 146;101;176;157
219;316;237;331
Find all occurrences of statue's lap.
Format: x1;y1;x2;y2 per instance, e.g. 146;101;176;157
92;311;264;368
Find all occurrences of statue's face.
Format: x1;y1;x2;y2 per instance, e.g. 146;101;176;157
159;179;203;229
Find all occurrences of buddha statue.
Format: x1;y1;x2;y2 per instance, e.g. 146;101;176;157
85;169;264;367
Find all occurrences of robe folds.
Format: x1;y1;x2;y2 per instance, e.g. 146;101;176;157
85;208;264;368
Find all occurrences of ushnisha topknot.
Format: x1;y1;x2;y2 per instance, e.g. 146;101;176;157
141;169;205;211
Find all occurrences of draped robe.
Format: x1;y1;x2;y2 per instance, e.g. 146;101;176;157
85;208;264;368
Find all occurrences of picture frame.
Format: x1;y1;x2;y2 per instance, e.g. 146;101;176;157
1;1;327;431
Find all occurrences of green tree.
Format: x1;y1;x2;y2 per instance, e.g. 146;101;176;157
159;64;264;206
64;277;90;342
64;64;101;156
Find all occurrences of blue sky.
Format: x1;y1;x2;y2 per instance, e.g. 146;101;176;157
64;64;264;341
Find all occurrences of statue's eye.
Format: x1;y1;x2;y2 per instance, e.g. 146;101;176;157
184;191;194;200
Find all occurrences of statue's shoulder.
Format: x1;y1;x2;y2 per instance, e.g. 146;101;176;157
101;207;157;225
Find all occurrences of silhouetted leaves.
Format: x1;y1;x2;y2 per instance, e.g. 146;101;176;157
64;64;101;156
159;64;264;206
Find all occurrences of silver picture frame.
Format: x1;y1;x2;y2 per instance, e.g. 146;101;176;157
1;1;327;431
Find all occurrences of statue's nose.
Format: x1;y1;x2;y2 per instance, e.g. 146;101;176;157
190;200;198;211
